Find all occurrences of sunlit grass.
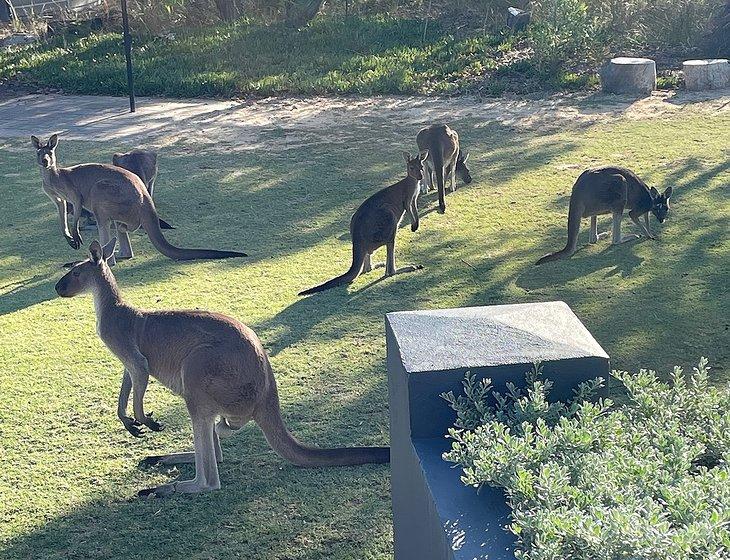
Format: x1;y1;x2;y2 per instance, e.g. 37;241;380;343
0;105;728;559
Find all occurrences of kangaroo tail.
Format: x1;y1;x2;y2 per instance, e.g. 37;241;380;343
158;217;175;230
432;149;446;212
141;203;247;261
298;243;365;296
536;196;582;265
254;375;389;467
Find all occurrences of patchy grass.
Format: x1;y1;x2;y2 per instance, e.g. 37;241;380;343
0;104;728;559
0;16;582;98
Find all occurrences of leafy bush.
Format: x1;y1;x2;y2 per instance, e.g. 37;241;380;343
442;359;730;560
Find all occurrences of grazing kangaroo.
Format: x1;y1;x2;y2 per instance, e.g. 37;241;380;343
536;166;673;265
416;124;471;213
32;134;245;265
112;149;158;197
298;151;428;296
55;238;389;497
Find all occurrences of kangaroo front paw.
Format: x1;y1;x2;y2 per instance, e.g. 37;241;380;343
120;416;145;437
66;235;81;250
140;412;164;432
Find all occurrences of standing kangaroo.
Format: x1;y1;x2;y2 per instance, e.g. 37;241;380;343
298;151;428;296
32;134;246;265
112;149;158;197
416;124;471;213
536;166;673;265
55;238;389;497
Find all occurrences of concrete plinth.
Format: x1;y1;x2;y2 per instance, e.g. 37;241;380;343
387;301;610;560
601;57;656;95
683;59;730;91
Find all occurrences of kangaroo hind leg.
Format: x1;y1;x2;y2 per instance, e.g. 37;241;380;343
116;223;134;259
138;411;220;497
612;210;639;245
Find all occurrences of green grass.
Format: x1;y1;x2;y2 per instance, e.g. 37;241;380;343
0;16;557;97
0;105;728;559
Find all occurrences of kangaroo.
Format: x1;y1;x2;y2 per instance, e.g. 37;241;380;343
416;124;471;213
112;149;158;197
32;134;246;265
536;166;673;265
112;148;173;230
298;151;428;296
55;238;389;497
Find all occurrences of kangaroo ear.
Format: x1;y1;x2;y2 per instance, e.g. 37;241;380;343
664;186;673;199
650;186;659;198
89;240;104;263
102;237;117;261
31;135;41;149
112;153;120;165
419;149;429;162
403;151;412;163
48;134;59;149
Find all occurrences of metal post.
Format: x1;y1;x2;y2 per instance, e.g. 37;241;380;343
120;0;136;113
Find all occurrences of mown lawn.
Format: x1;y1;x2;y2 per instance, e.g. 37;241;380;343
0;103;728;559
0;16;584;98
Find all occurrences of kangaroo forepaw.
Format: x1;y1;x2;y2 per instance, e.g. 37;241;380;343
66;235;81;250
141;412;164;432
120;416;145;437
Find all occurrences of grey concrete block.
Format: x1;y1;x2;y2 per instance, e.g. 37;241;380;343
601;57;656;95
387;301;609;560
683;59;730;91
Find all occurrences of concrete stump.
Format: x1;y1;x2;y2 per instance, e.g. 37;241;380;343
506;7;530;32
601;57;656;95
683;59;730;91
387;301;610;560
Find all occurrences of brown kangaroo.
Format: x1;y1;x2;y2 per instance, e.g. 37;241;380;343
32;134;246;265
298;151;428;296
416;124;469;213
536;166;673;265
55;238;389;497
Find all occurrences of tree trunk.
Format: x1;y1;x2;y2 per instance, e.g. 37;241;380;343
285;0;325;27
214;0;238;22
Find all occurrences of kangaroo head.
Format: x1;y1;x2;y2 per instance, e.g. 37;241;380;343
456;151;472;184
649;186;673;223
55;238;117;297
403;150;429;181
31;134;59;169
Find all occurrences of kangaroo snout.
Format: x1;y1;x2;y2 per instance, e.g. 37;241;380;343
55;277;71;297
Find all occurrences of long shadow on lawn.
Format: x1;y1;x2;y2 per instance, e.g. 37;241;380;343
1;366;391;560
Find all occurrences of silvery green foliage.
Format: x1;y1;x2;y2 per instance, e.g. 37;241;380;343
442;359;730;560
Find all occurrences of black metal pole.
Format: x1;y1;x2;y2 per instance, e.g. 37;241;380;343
120;0;135;113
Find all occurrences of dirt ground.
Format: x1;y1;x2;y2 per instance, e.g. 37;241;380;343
1;90;728;153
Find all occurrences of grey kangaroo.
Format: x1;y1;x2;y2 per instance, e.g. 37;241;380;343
298;151;428;296
416;124;472;213
112;148;173;230
55;238;389;497
32;134;245;265
536;166;673;265
112;149;158;197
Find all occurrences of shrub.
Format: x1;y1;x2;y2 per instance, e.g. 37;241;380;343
442;359;730;560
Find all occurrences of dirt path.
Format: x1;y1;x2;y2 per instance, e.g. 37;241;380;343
0;90;727;151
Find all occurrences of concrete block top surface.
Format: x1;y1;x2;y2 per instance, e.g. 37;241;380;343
610;56;655;65
683;59;728;66
386;301;608;374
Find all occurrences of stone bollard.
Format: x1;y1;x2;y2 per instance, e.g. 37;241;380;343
600;57;656;95
387;301;609;560
683;59;730;91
